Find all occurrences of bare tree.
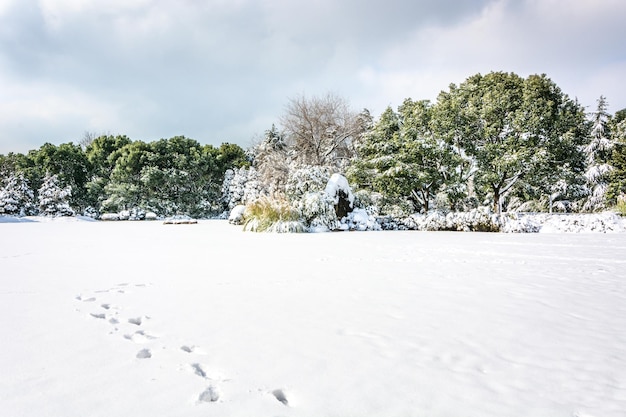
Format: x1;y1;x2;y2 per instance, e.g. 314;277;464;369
280;93;366;170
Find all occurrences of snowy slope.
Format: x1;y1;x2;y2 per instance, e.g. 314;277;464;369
1;220;625;417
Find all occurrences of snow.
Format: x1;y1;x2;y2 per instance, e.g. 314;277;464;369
324;173;354;206
1;220;626;417
227;205;246;224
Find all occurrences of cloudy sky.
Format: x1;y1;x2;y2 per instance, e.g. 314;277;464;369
1;0;625;154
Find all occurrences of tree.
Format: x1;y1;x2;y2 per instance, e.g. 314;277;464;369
83;135;133;211
583;96;615;211
252;124;290;195
350;101;461;213
396;98;460;212
608;109;626;203
0;173;35;216
432;72;588;213
280;93;366;169
38;173;75;216
348;106;401;191
28;142;91;212
103;140;151;212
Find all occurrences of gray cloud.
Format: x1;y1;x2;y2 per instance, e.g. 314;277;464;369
0;0;624;154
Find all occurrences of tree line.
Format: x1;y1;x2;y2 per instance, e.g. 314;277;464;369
225;72;625;218
2;71;626;218
0;136;248;217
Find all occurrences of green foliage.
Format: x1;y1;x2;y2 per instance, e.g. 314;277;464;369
608;141;626;202
432;72;588;213
1;135;246;218
349;100;460;213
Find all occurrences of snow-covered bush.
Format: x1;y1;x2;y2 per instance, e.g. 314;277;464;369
82;206;99;219
228;205;246;225
338;208;381;231
352;190;382;216
293;191;339;232
540;212;624;233
420;211;449;231
448;207;499;232
497;213;543;233
100;212;120;221
381;207;500;232
0;173;35;216
380;198;414;219
132;207;146;220
163;215;198;224
238;171;377;232
221;167;265;210
38;174;75;217
285;165;331;201
324;173;354;219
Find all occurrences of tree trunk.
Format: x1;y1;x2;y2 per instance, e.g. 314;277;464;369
493;187;501;213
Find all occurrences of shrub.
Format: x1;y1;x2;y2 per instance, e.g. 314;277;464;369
243;196;305;233
294;191;339;232
616;195;626;216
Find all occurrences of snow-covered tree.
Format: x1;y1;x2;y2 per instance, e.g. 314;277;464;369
285;165;331;201
38;173;75;216
280;93;367;170
583;96;615;211
221;167;265;210
350;101;464;213
0;173;35;216
432;72;588;213
252;125;290;195
607;115;626;203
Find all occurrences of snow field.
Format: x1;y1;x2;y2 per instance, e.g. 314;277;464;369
1;220;625;416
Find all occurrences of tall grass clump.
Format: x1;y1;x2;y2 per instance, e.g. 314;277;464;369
616;196;626;216
242;196;306;233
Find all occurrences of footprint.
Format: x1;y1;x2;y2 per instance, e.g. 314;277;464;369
181;345;207;354
90;313;106;319
109;317;119;324
198;386;220;403
191;363;207;378
101;303;112;310
124;330;158;343
272;389;289;406
128;317;143;326
136;349;152;359
76;295;96;302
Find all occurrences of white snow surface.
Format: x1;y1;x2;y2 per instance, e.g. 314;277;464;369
1;220;625;417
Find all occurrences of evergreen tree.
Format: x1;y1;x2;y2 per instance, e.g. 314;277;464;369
0;173;35;216
608;115;626;203
38;173;75;216
253;125;290;195
583;96;615;211
349;102;461;213
432;72;588;213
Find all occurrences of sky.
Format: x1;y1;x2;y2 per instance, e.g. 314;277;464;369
1;0;625;154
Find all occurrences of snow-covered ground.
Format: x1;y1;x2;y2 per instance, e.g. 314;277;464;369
1;219;625;417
